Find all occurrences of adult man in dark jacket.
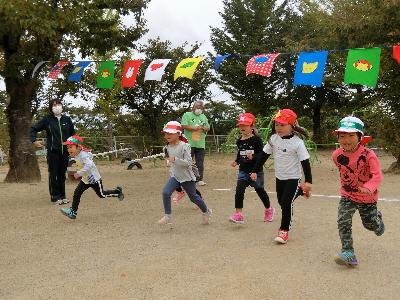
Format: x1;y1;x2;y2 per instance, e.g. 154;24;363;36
31;99;75;204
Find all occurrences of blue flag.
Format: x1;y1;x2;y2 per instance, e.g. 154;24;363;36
293;51;328;87
68;61;91;82
214;54;233;71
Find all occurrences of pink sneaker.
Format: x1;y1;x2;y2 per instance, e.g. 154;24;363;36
264;207;275;222
274;230;289;244
229;212;244;224
172;191;186;204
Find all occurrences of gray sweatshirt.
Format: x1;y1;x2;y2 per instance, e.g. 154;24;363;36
166;141;196;183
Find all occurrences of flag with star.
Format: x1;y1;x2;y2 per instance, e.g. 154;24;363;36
96;61;115;89
174;57;203;81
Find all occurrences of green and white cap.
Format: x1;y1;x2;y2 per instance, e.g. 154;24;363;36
334;116;364;135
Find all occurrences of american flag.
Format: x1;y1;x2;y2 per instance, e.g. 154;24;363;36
48;61;69;80
246;54;279;77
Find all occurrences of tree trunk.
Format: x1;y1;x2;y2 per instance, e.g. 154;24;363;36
385;155;400;174
312;105;322;143
4;79;41;182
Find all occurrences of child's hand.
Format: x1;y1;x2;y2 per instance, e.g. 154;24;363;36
231;161;237;167
250;173;257;181
358;186;372;195
302;182;312;192
169;156;176;163
73;172;81;179
246;151;253;160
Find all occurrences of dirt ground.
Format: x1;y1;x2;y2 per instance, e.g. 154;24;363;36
0;150;399;299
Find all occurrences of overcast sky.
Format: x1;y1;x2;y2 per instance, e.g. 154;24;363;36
1;0;230;102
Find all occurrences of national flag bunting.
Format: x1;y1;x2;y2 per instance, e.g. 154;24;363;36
293;51;328;87
122;60;143;88
246;54;279;77
68;61;91;82
344;48;381;88
48;61;69;79
174;57;204;81
96;61;115;89
144;59;171;81
393;45;400;64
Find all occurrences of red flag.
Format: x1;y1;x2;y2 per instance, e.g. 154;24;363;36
393;46;400;64
48;61;69;79
122;60;142;88
246;54;279;77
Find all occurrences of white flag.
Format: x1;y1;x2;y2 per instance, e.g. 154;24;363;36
144;59;171;81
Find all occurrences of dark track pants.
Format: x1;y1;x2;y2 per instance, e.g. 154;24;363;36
47;151;69;202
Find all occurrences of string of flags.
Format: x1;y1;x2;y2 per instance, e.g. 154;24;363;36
38;45;400;89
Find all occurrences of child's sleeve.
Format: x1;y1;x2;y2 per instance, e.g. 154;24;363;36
297;140;310;161
181;112;189;126
174;144;192;167
76;153;95;177
363;152;383;193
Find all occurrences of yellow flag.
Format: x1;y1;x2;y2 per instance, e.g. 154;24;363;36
174;57;204;80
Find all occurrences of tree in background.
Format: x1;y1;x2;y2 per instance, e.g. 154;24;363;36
0;0;149;182
118;38;214;143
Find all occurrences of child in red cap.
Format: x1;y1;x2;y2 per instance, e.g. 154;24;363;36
230;113;274;224
60;135;124;219
252;109;312;244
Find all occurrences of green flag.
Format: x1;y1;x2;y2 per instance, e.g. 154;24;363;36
96;61;115;89
344;48;381;88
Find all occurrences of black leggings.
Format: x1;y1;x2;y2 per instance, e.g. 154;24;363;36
276;178;302;231
72;180;120;212
235;180;270;209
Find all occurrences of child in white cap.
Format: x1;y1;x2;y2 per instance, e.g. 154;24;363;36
332;116;384;267
158;121;212;226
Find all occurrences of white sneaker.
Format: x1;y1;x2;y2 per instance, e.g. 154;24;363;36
157;215;172;225
197;181;206;186
61;199;70;204
202;208;213;225
52;200;64;205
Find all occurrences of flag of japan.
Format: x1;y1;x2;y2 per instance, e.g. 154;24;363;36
246;54;280;77
144;59;171;81
48;61;69;79
121;60;143;88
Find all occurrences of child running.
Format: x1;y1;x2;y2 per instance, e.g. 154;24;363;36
158;121;212;226
60;135;124;219
252;109;312;244
332;116;384;266
229;113;274;224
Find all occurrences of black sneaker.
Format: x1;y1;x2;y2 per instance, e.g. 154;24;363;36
116;186;124;201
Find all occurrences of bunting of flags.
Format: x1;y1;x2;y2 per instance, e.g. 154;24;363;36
174;57;203;81
144;59;171;81
344;48;381;88
294;51;328;87
68;61;91;82
122;60;142;88
39;45;399;90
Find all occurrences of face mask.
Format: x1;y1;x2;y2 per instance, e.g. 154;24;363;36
52;105;63;115
194;108;202;115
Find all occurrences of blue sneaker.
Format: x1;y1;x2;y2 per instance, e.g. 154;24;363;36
375;211;385;236
60;207;77;219
334;251;358;266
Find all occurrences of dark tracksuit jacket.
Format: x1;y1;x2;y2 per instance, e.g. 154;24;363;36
31;114;75;201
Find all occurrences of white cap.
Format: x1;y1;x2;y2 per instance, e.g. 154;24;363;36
161;121;182;134
334;116;364;135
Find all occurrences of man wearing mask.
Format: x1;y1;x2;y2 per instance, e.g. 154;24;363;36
181;100;210;186
31;99;75;204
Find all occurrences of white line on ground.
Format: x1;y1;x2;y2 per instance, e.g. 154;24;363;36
212;189;400;202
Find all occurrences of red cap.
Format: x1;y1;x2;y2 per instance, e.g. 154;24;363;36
237;113;256;126
273;109;297;125
63;135;84;146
